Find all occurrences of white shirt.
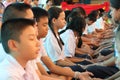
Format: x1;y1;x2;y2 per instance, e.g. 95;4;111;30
0;43;6;62
38;0;47;5
35;39;49;71
43;30;65;63
60;29;76;57
87;22;96;34
95;17;105;30
0;55;40;80
36;39;47;63
83;24;89;35
59;24;67;32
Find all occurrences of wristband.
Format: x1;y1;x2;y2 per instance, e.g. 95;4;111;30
74;71;81;79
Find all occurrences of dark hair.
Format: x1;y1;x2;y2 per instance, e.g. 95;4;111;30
46;0;51;3
32;7;49;22
61;16;86;48
98;8;105;17
64;10;71;21
48;7;63;26
2;3;31;22
110;0;120;9
66;16;86;36
66;11;81;22
48;7;64;50
87;15;96;22
72;7;86;18
67;16;86;48
87;10;99;22
1;18;35;53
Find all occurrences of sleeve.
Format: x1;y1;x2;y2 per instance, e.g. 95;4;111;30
64;33;76;57
44;32;65;63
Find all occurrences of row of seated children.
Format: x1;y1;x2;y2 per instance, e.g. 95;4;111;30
0;0;120;79
0;2;99;80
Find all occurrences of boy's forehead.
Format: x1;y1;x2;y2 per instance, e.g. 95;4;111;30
38;16;48;22
21;25;36;35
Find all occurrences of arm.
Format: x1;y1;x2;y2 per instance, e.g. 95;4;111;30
105;71;120;80
36;62;49;76
41;56;75;77
85;56;116;69
101;56;116;66
56;58;76;67
41;56;93;80
66;57;85;63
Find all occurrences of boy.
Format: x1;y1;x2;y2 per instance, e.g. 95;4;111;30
0;2;33;62
0;18;40;80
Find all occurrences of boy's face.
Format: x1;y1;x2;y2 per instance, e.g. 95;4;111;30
110;7;120;24
15;26;40;60
37;17;48;39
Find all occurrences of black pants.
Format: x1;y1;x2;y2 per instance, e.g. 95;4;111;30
68;65;85;72
86;65;119;79
100;48;113;56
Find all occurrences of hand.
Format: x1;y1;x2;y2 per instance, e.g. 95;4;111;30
78;71;93;80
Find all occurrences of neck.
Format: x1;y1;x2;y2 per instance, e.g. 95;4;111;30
11;54;27;69
53;25;59;36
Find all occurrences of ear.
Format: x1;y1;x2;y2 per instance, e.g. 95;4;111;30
8;40;18;52
52;18;56;24
69;17;72;22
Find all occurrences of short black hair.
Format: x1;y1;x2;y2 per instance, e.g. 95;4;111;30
87;10;99;22
32;7;49;22
110;0;120;9
2;3;31;22
1;18;35;53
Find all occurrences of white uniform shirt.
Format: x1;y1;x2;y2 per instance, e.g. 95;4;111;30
0;43;6;62
83;24;89;35
60;29;76;57
38;0;47;5
95;17;105;30
36;39;47;63
0;55;40;80
43;30;65;63
87;22;96;34
35;39;49;71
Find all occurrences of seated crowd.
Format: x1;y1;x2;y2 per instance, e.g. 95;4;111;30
0;0;120;80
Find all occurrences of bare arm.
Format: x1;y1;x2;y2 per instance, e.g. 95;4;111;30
36;62;49;76
41;56;93;80
41;56;75;77
66;57;85;63
105;71;120;80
